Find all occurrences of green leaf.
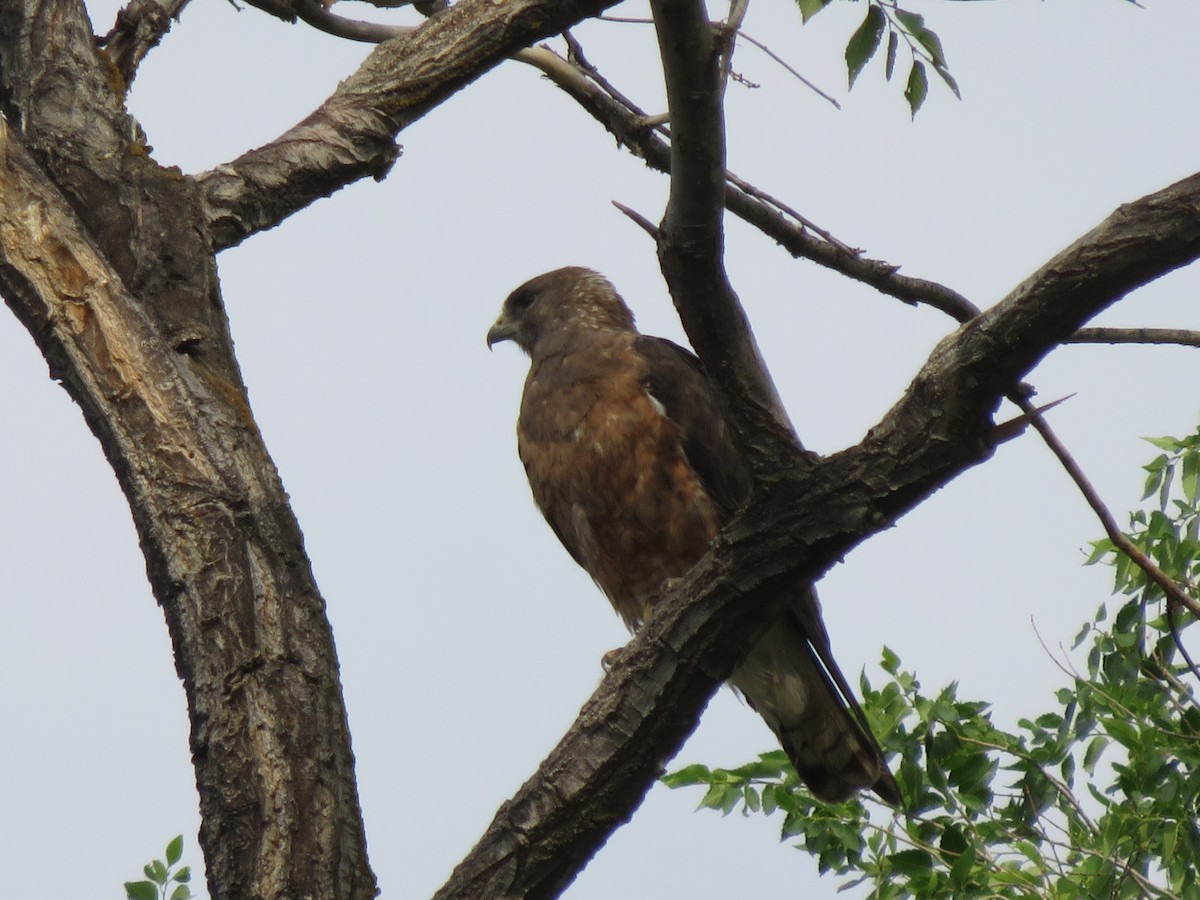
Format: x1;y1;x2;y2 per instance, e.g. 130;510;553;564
662;763;712;787
125;882;158;900
169;886;192;900
948;842;977;889
880;646;901;675
728;755;788;779
172;867;191;884
1145;435;1183;452
845;5;886;89
166;835;184;867
896;11;948;69
888;848;935;877
904;61;929;117
761;783;778;815
934;64;961;100
1104;716;1139;749
884;30;898;82
146;860;169;885
743;784;761;813
796;0;831;24
1183;450;1200;504
698;782;726;810
893;9;924;35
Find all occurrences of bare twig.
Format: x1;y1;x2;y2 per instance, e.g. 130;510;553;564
990;394;1073;445
612;200;658;238
563;33;647;117
734;28;840;109
1069;327;1200;349
528;43;981;319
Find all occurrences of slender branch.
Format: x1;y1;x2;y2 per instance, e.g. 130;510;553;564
528;42;981;319
958;734;1099;836
96;0;192;87
1011;395;1200;621
1040;626;1200;740
289;0;413;42
734;27;840;109
1069;326;1200;348
612;200;658;239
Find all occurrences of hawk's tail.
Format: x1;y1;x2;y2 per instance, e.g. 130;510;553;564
729;591;901;807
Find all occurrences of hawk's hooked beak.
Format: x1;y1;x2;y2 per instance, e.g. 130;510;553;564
487;315;517;351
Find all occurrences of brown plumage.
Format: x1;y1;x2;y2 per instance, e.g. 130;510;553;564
488;266;900;806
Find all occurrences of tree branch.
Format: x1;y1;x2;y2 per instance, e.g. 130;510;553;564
196;0;620;250
434;171;1200;899
1069;326;1200;349
650;0;799;465
1013;397;1200;621
96;0;192;87
527;38;982;321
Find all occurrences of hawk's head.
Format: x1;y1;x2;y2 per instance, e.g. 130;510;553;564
487;267;637;357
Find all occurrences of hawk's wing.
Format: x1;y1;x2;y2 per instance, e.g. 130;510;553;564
634;336;900;805
633;335;751;518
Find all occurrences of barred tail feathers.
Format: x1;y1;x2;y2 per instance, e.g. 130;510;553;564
730;600;901;806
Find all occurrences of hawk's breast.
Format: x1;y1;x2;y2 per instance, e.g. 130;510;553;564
517;334;721;628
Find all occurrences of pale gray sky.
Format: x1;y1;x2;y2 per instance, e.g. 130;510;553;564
1;1;1198;897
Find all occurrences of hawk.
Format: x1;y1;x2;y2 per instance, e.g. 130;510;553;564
487;266;900;805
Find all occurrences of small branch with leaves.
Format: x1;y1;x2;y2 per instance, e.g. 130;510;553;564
124;836;192;900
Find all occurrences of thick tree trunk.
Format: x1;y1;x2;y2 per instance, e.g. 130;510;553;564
0;0;622;895
0;2;375;896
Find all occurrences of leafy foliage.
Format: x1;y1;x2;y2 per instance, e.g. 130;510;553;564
796;0;960;116
125;835;193;900
666;430;1200;897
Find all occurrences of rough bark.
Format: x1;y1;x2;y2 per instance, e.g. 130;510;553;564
196;0;621;251
0;0;377;892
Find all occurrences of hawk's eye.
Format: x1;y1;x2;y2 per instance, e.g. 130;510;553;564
509;289;536;314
